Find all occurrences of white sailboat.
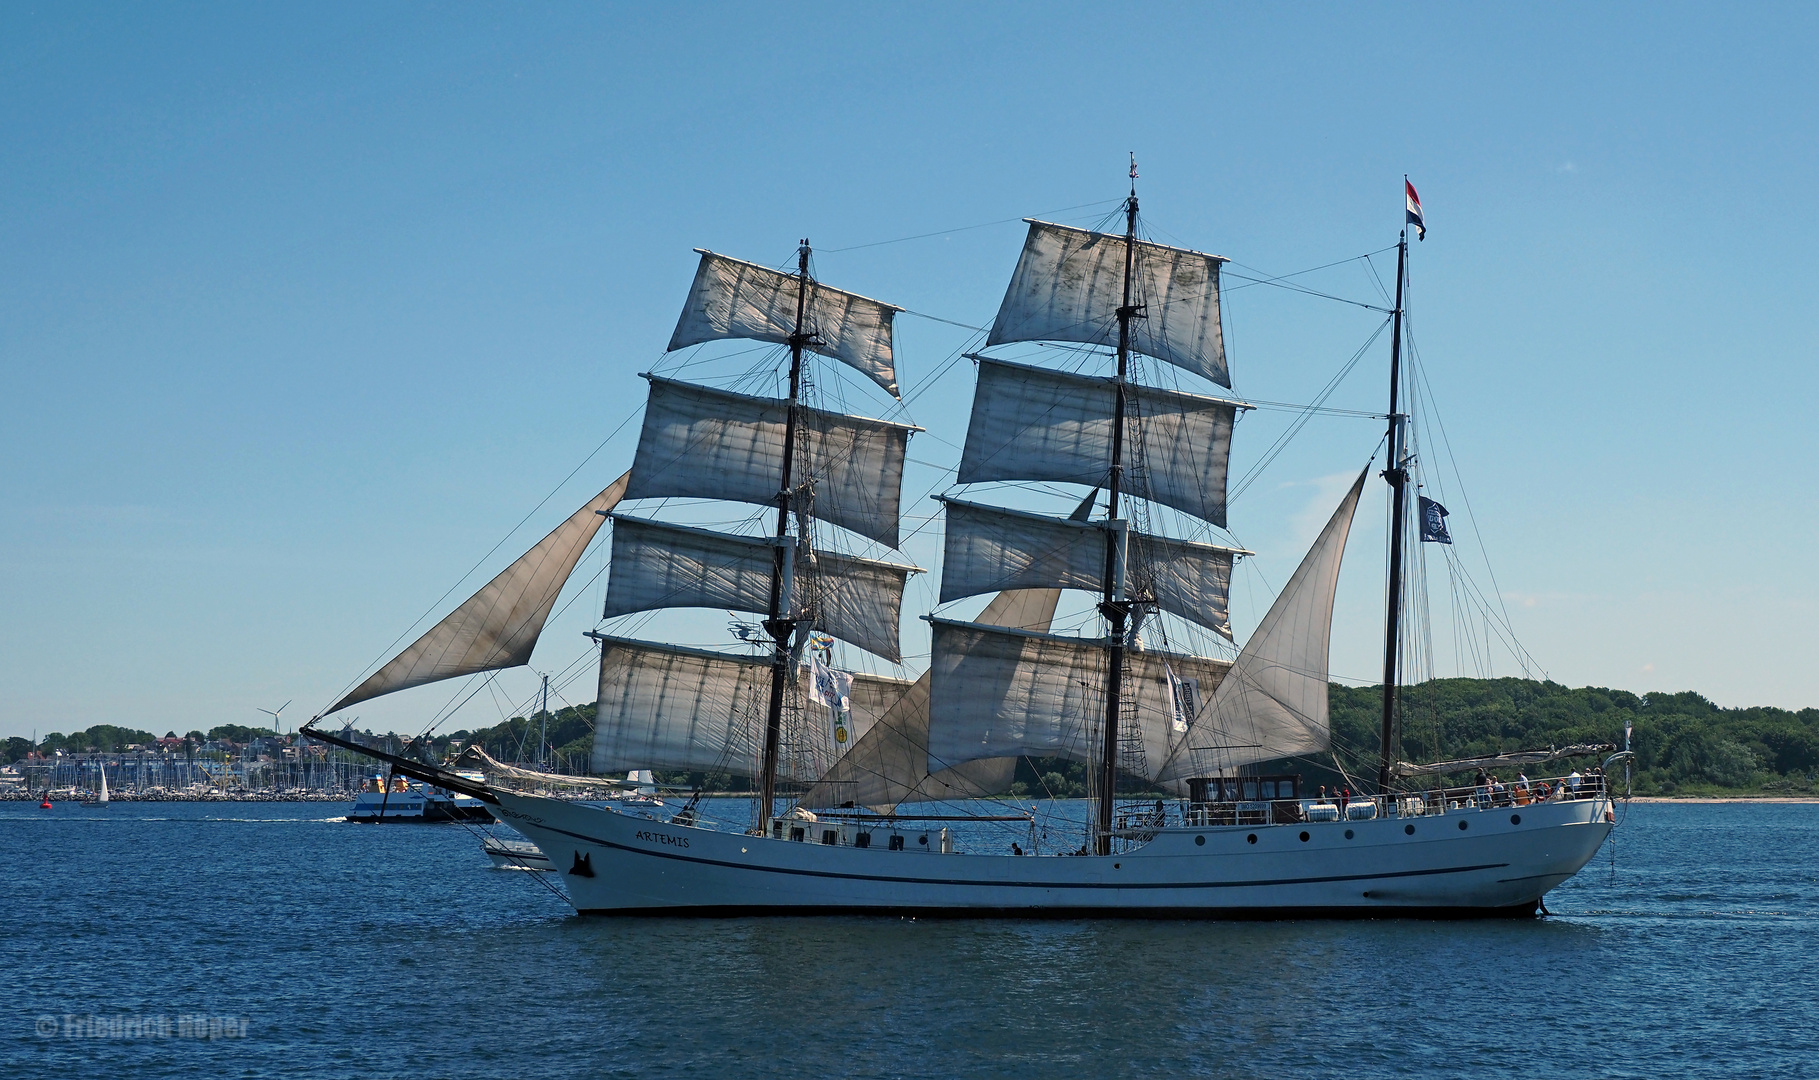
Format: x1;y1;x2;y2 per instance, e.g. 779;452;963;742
94;760;108;807
306;179;1617;916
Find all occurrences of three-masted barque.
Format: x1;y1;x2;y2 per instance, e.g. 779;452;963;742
306;178;1617;917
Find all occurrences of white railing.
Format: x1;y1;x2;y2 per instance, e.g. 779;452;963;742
1160;769;1608;831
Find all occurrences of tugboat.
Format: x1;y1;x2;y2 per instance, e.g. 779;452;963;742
343;772;493;823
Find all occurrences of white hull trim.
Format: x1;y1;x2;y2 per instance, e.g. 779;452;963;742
492;792;1614;918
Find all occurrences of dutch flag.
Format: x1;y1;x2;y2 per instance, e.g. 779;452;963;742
1405;179;1426;241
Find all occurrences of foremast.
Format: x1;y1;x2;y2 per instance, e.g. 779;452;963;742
591;241;917;825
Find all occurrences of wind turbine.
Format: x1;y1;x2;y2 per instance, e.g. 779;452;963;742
258;700;293;734
259;700;294;792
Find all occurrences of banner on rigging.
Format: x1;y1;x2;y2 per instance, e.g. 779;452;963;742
807;656;856;748
1164;661;1201;734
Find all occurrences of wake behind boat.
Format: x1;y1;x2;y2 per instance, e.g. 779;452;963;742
306;174;1620;917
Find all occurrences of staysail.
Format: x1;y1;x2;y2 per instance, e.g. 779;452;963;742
326;473;629;715
623;377;914;548
988;220;1231;388
957;357;1239;527
669;250;903;397
925;618;1231;780
600;515;919;662
797;490;1100;811
798;586;1066;811
1156;470;1366;780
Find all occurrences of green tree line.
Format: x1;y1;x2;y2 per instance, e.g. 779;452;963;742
1328;679;1817;796
13;679;1814;796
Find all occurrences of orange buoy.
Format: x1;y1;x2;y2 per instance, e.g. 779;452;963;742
40;799;52;809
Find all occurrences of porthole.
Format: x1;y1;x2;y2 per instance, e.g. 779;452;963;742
1344;829;1354;840
1299;831;1310;842
1195;835;1206;846
1246;833;1258;844
1458;820;1468;831
1404;824;1416;835
1511;814;1522;825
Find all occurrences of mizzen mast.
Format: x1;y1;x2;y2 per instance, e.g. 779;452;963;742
1375;219;1410;795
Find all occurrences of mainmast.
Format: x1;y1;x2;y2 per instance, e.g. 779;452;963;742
1094;167;1140;856
1376;228;1409;794
756;239;812;837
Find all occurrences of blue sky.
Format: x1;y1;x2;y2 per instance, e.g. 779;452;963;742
3;2;1815;742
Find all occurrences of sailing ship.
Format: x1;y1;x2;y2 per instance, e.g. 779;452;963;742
305;179;1618;916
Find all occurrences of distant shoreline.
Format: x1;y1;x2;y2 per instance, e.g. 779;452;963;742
1627;795;1819;803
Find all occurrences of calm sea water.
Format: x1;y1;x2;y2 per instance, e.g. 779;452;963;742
3;799;1815;1079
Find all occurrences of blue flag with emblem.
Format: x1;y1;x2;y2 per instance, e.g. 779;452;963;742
1419;496;1452;544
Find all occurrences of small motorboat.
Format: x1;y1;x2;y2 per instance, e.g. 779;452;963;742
482;836;553;871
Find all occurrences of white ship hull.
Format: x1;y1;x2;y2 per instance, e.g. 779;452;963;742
493;791;1613;918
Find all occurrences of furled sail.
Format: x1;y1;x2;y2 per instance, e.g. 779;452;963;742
327;473;630;715
600;515;919;662
957;357;1238;527
1156;470;1366;780
589;635;911;780
799;586;1066;812
988;220;1231;388
937;497;1239;639
925;618;1230;779
668;250;903;397
623;377;914;547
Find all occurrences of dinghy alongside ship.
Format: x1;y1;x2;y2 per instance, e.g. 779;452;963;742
306;178;1618;916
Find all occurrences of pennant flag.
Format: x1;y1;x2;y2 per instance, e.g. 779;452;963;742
1419;496;1452;544
1405;179;1426;241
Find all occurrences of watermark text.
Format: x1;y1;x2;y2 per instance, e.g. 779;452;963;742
34;1014;250;1039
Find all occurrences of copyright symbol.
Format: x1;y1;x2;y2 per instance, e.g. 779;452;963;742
35;1016;57;1036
